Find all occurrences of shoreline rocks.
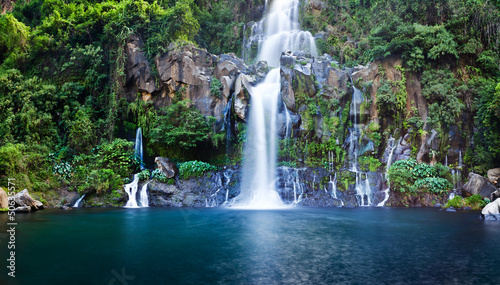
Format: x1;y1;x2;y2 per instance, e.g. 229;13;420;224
8;189;44;212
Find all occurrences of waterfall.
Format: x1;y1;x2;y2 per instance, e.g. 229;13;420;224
233;68;284;209
135;128;143;168
458;151;463;169
377;137;400;207
139;182;149;207
347;83;372;206
242;0;317;67
73;194;86;207
124;174;140;208
330;173;338;199
232;0;316;209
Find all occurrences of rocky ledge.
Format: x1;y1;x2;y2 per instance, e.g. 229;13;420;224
0;188;44;212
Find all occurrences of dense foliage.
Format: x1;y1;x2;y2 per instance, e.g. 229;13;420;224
388;158;452;194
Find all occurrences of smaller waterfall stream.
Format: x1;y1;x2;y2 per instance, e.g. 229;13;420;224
139;182;149;207
124;174;140;208
377;137;400;207
124;128;149;208
73;194;86;207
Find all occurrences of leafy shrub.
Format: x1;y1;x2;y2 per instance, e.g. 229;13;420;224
52;161;73;180
414;177;452;194
446;196;465;209
178;160;217;180
445;194;488;210
137;169;151;181
464;194;488;210
71;139;135;195
76;168;122;195
210;77;222;98
151;169;169;183
150;99;221;156
389;158;452;194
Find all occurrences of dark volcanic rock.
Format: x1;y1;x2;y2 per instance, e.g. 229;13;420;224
148;169;240;207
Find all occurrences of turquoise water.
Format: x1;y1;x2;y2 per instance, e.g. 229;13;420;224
1;207;499;284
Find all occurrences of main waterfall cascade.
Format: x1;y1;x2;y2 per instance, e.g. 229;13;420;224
124;128;149;208
231;0;317;208
243;0;318;67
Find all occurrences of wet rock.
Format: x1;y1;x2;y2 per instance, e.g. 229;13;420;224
155;157;178;178
0;187;8;208
66;191;81;206
148;169;240;208
60;205;72;210
462;173;498;199
491;189;500;202
14;206;31;212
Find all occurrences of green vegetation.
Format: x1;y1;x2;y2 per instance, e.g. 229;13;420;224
388;158;452;194
446;194;488;210
178;160;217;180
137;169;151;181
151;169;169;183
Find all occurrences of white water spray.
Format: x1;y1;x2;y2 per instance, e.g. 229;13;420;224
124;128;149;208
233;0;317;209
243;0;317;66
377;137;400;207
124;174;140;208
139;182;149;207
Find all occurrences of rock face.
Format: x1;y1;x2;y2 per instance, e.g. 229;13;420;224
8;189;44;212
481;199;500;221
487;168;500;187
462;173;498;198
155;157;178;178
146;166;399;208
155;43;217;117
148;169;240;207
0;187;8;208
124;35;159;98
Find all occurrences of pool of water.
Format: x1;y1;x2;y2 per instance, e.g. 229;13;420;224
1;207;499;284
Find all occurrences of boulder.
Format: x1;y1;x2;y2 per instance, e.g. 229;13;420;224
487;168;500;186
482;198;500;216
9;189;44;211
462;173;498;199
154;157;178;178
0;187;8;208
